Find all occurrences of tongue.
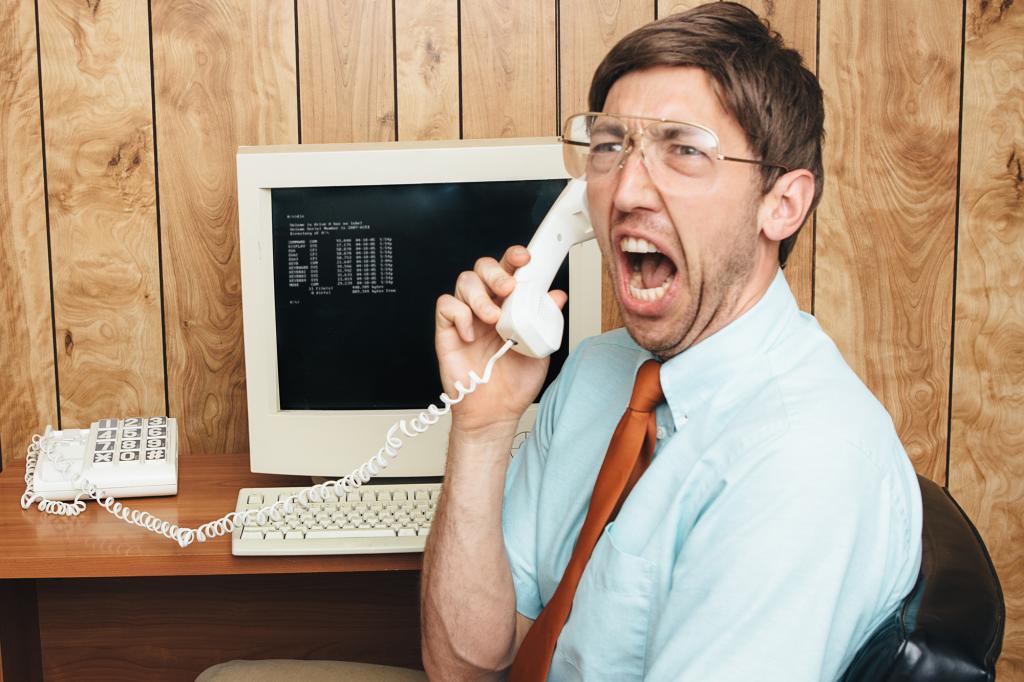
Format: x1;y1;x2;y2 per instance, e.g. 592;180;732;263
639;253;675;289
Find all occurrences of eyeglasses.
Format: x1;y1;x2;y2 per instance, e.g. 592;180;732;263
561;112;789;188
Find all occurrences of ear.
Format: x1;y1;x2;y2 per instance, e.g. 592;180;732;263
756;169;815;243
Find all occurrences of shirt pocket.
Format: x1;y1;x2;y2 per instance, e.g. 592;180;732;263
550;523;657;681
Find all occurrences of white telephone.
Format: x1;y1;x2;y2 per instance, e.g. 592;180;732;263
18;180;590;547
22;417;178;515
497;178;594;357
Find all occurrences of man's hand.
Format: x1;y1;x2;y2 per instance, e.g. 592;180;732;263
435;244;567;435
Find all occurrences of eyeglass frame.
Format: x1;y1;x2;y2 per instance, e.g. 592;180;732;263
560;112;791;178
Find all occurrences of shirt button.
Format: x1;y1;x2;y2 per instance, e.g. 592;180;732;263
656;426;668;440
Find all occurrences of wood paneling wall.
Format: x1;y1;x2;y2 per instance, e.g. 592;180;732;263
1;0;1021;675
950;2;1024;677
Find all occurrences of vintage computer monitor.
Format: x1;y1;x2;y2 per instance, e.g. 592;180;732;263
236;137;603;478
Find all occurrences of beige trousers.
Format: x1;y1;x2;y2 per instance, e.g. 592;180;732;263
195;659;429;681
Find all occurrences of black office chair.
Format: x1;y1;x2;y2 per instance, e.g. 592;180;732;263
840;475;1005;681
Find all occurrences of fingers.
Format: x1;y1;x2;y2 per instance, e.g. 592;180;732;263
499;245;530;274
437;246;535;343
455;270;502;325
436;294;476;343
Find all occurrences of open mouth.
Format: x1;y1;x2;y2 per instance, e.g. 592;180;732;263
620;236;678;303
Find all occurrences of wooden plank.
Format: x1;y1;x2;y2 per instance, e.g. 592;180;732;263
0;0;56;468
815;0;960;482
0;453;420;579
299;0;395;143
560;0;652;332
654;0;817;316
948;2;1024;678
38;0;165;428
395;0;459;141
153;0;298;455
36;573;421;681
461;0;557;139
0;580;43;682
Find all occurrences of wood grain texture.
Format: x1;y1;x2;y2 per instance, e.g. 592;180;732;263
559;0;652;333
654;0;818;316
0;453;420;579
815;0;961;482
36;573;421;682
0;580;43;682
461;0;557;139
299;0;395;143
395;0;459;141
949;2;1024;677
153;0;298;455
0;0;56;468
38;0;165;429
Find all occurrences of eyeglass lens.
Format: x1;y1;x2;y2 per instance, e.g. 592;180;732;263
563;114;720;185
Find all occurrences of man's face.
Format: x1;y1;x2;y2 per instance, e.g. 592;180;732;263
587;66;768;359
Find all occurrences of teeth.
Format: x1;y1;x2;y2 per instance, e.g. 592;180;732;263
628;271;674;301
620;237;660;254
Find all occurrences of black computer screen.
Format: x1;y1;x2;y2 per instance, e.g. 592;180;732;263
271;180;571;410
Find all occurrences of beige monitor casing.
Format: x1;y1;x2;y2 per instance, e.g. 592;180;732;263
237;137;602;477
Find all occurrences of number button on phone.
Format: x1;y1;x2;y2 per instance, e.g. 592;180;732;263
96;429;117;441
94;440;115;452
121;439;141;450
146;438;166;449
123;417;143;428
147;426;166;437
147;416;167;426
122;428;142;439
145;450;167;461
118;451;141;464
97;419;118;429
93;452;114;465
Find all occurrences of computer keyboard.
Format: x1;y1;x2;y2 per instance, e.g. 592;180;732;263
231;482;440;555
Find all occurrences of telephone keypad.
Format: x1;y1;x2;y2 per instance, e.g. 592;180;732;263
89;417;173;470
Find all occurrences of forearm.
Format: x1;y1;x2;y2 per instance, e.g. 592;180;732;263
421;424;519;678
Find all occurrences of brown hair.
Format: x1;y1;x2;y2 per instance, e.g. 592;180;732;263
588;1;824;267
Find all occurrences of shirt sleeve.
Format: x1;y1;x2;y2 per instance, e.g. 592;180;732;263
644;435;920;682
501;340;589;621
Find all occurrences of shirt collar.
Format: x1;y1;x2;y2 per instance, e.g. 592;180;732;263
636;269;798;429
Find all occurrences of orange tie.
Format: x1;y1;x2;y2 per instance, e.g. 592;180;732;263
509;360;663;682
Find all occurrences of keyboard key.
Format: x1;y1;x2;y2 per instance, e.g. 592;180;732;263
397;528;416;537
241;530;263;540
417;528;430;536
340;528;396;538
247;493;264;504
414;490;430;501
285;531;304;540
392;491;408;502
306;530;347;539
265;531;284;540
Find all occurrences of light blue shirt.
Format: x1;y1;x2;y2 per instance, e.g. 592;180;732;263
502;269;923;681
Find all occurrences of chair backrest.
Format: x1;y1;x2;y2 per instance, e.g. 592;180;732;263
840;475;1004;681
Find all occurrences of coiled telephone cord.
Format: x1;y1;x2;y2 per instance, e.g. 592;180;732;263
21;340;516;548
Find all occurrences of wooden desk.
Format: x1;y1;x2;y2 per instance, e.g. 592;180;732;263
0;453;424;682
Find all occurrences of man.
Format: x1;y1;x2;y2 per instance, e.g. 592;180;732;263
422;3;922;681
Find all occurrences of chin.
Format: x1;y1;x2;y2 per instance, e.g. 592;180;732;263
618;309;690;359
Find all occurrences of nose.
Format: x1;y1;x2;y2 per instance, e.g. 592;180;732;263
611;138;662;215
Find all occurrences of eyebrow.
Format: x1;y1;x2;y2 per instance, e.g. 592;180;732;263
590;120;627;136
649;124;705;142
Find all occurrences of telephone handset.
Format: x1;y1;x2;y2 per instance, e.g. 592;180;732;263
496;178;594;358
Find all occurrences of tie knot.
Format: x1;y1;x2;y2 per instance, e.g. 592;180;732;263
629;360;663;412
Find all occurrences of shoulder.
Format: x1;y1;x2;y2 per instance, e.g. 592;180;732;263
546;328;649;404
